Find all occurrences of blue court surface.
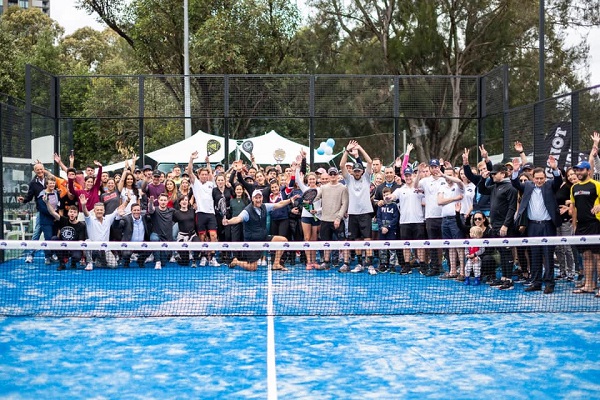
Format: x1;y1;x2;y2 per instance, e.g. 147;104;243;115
1;313;599;399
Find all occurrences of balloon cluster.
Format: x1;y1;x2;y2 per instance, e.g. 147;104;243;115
316;138;335;155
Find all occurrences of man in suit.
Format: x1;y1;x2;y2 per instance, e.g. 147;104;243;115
513;156;562;294
119;203;150;267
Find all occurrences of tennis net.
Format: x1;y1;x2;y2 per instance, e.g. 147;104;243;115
0;237;598;317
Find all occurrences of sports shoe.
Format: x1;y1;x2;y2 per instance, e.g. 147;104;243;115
25;255;33;263
191;260;197;268
51;254;58;262
463;277;470;286
317;262;330;270
70;262;77;269
389;266;397;274
425;267;440;277
400;265;412;275
85;262;93;271
351;264;364;273
130;253;139;262
199;257;208;267
473;277;481;286
498;280;514;290
209;258;220;267
45;257;52;265
489;279;505;287
169;254;176;263
378;265;388;273
439;272;458;280
155;261;162;270
368;266;377;275
146;254;154;263
338;264;350;273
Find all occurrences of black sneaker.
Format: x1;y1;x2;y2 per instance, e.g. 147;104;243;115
498;280;514;290
400;265;412;275
418;263;429;275
389;266;397;274
425;267;440;277
489;279;505;287
378;264;389;273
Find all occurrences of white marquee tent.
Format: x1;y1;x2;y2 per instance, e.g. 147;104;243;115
237;130;338;165
102;130;338;172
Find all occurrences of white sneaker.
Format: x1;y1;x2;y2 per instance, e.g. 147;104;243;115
146;254;154;263
155;261;162;270
368;266;377;275
85;262;93;271
258;258;267;267
25;255;33;263
45;257;52;265
199;257;208;266
191;260;197;268
51;254;58;262
209;258;220;267
130;253;139;262
351;264;364;273
169;255;176;263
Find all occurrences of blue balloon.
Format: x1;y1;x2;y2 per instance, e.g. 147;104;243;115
317;147;325;155
326;138;335;148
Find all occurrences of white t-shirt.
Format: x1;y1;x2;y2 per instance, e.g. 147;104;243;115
438;183;464;217
461;182;475;214
344;172;373;215
191;179;215;214
393;185;425;224
419;176;446;219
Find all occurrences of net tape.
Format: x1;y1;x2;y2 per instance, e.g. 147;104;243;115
1;236;597;251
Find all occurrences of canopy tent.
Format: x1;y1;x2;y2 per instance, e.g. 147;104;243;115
237;130;338;165
101;130;338;172
102;131;237;172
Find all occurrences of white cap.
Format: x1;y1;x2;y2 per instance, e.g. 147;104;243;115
252;189;263;198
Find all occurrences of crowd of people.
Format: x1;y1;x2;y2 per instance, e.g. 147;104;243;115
15;136;600;297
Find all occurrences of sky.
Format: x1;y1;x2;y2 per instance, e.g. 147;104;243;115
51;2;599;86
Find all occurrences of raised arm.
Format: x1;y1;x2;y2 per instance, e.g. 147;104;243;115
514;141;528;165
187;151;198;184
54;153;69;174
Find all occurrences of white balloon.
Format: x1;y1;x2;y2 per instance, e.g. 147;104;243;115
319;141;327;149
324;146;333;155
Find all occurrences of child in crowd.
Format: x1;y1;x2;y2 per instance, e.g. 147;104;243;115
464;225;485;285
376;187;400;273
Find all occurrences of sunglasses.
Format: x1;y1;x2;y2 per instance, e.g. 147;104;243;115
329;172;338;176
520;179;528;183
473;217;484;221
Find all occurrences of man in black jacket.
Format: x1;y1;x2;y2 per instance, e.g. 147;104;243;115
119;203;150;267
480;163;518;290
513;157;562;294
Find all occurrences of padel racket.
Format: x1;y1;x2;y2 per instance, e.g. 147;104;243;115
242;140;254;154
207;139;221;157
301;188;318;221
217;196;228;218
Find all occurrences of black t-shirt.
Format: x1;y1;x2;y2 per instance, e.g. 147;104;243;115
57;216;87;241
173;208;196;235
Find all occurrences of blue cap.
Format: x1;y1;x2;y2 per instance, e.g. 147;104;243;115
574;161;591;170
403;167;414;175
429;159;440;167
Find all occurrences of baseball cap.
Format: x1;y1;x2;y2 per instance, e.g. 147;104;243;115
490;163;508;174
429;159;441;167
133;168;141;173
142;164;152;171
345;162;354;168
252;189;263;198
215;163;224;169
316;168;327;175
353;162;364;171
152;170;161;177
574;160;591;170
403;167;414;175
328;167;339;175
522;162;534;170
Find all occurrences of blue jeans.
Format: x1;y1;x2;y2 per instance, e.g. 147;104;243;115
150;232;168;265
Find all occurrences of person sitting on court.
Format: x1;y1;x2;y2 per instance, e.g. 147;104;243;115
223;189;298;271
45;203;87;271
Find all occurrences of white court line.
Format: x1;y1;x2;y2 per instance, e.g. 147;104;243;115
267;260;277;400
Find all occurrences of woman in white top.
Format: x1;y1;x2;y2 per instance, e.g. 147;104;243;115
117;170;140;215
295;166;322;270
